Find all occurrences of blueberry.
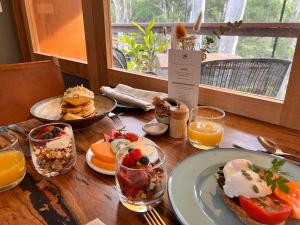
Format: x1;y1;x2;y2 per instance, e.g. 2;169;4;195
52;127;61;133
44;132;53;139
139;156;149;165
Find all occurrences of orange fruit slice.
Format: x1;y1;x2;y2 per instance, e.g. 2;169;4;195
91;141;115;163
91;156;115;171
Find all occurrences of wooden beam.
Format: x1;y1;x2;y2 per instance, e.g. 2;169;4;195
34;53;88;79
280;32;300;130
82;0;112;92
112;23;300;38
10;0;31;62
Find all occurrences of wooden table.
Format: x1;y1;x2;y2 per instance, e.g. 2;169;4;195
157;53;241;70
1;110;300;225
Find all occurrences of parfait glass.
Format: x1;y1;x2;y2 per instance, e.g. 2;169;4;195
188;106;225;150
28;123;76;177
0;127;26;192
115;145;167;212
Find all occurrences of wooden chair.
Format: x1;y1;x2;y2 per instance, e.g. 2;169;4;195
0;59;65;125
201;58;291;97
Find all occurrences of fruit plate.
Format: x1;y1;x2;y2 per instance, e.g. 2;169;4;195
86;140;115;176
86;137;157;176
30;94;117;129
168;148;300;225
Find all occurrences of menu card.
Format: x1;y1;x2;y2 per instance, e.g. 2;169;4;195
168;49;201;109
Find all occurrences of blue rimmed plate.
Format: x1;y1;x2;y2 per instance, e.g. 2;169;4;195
168;148;300;225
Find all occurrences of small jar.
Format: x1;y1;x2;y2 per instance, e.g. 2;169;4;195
29;123;76;177
169;103;189;138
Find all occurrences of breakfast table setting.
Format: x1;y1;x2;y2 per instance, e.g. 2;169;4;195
1;22;300;225
1;98;300;225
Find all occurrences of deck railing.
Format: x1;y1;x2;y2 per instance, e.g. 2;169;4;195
112;23;300;38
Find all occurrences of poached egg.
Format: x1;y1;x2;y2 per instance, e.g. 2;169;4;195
223;159;272;198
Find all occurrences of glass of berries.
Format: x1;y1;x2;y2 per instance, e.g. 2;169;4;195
28;123;76;177
115;144;167;212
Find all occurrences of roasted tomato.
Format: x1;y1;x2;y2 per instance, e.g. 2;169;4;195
239;195;292;225
274;181;300;219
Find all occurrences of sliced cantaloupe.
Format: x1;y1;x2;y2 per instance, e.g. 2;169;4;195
91;156;115;171
91;141;115;163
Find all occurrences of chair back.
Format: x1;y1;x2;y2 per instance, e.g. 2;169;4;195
201;58;291;97
113;48;127;69
0;60;65;125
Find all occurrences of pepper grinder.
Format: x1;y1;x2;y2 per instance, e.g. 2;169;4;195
169;103;189;138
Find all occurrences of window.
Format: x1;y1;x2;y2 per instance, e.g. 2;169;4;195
12;0;300;130
110;0;299;101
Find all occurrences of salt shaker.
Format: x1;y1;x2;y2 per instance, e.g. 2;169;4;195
169;103;189;138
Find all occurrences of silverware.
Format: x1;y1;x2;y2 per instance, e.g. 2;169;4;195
257;136;300;162
233;143;300;166
144;208;166;225
7;124;31;157
108;112;123;128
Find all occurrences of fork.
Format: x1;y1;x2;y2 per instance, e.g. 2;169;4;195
144;208;166;225
108;112;123;128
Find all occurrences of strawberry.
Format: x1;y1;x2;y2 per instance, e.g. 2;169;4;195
122;154;136;168
104;134;111;142
129;149;142;161
124;132;139;142
114;132;124;139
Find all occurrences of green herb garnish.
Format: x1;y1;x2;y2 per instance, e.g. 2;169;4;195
265;159;290;193
248;162;261;173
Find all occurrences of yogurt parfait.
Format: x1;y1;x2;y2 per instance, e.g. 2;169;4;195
29;123;76;177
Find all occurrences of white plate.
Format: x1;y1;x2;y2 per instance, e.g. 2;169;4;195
86;137;158;176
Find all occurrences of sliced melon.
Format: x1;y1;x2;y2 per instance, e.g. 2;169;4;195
91;156;115;171
91;141;115;163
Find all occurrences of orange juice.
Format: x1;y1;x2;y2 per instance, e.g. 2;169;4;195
0;150;26;189
188;120;224;149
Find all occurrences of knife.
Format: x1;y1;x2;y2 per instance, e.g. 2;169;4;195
233;143;300;167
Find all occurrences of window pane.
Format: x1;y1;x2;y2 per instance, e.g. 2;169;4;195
28;0;86;61
110;0;299;100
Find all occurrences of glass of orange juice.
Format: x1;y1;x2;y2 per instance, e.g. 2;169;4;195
188;106;225;150
0;127;26;192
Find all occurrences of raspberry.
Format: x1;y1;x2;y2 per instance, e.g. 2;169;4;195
129;149;142;161
122;154;136;168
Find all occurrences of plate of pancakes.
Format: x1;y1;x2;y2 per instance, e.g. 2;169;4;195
30;85;117;129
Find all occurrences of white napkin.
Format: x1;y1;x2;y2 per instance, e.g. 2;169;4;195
100;84;168;111
85;218;106;225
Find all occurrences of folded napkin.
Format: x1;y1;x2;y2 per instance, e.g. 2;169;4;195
100;84;168;111
86;218;106;225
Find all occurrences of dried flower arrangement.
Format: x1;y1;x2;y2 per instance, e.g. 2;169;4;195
175;12;242;54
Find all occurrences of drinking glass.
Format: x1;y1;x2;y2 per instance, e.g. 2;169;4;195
0;127;26;192
29;123;76;177
188;106;225;150
115;145;167;212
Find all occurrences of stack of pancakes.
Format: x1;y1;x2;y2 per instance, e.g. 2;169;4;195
61;85;95;120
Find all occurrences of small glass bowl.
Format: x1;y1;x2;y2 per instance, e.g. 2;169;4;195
115;145;167;212
28;123;76;177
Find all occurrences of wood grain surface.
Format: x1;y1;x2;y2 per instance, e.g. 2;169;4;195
1;109;300;225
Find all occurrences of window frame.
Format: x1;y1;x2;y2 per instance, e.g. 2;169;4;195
12;0;300;130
